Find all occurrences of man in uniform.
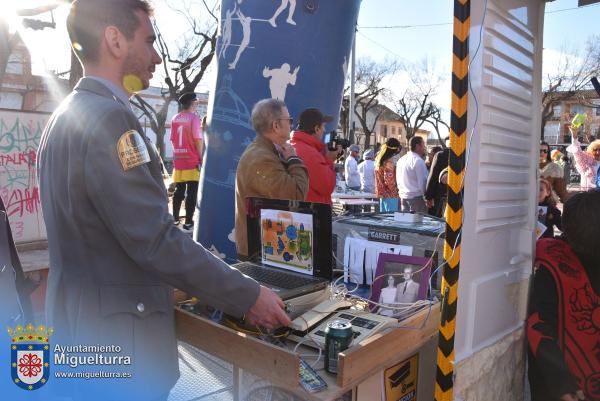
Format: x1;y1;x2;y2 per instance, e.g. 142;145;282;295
37;1;290;399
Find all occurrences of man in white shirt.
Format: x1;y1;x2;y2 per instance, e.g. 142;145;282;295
345;144;361;190
396;136;428;213
358;148;375;193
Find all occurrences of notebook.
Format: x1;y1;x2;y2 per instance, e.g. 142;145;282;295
234;198;333;300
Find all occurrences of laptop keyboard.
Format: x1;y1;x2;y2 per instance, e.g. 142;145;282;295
235;262;322;290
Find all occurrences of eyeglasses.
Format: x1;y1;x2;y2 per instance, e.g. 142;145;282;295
276;117;293;125
540;149;548;154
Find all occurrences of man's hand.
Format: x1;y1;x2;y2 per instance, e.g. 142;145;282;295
280;143;297;160
245;286;291;329
425;199;434;209
560;389;586;401
326;145;342;161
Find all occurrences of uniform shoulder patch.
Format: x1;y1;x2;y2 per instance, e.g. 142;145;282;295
117;130;150;171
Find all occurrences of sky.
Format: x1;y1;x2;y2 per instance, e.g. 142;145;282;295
353;0;600;129
5;0;600;129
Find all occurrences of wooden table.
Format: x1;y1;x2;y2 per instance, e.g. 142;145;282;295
176;303;440;401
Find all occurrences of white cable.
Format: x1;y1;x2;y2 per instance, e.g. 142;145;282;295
441;0;488;279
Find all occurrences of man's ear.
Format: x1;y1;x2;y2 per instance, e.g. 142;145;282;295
104;26;127;59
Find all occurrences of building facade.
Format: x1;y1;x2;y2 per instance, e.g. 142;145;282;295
0;37;68;112
346;103;409;153
544;89;600;144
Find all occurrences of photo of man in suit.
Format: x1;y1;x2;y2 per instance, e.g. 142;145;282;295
395;267;420;304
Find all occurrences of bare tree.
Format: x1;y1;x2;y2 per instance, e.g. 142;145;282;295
393;58;444;141
340;57;399;148
541;35;600;140
427;105;450;147
131;1;218;158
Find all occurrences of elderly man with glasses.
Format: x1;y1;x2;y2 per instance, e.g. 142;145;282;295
235;98;309;259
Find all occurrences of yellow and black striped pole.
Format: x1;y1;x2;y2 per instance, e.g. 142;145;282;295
435;1;469;400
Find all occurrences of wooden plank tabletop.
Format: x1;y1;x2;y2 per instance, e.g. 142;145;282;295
175;304;440;401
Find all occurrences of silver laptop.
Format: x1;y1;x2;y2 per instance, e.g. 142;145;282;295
234;198;333;300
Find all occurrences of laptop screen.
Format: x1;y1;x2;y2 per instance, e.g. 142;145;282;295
260;209;314;274
246;198;333;280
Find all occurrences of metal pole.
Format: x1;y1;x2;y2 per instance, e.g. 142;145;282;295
349;26;356;144
434;1;469;400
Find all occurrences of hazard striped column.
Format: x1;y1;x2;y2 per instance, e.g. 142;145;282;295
434;1;470;400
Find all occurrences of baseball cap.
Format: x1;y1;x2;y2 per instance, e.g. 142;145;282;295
178;92;197;104
297;108;333;132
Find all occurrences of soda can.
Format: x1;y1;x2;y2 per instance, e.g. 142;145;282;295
324;320;353;374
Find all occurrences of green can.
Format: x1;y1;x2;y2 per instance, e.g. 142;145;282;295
324;320;353;374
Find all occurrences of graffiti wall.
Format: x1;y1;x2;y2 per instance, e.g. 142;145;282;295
196;0;362;260
0;109;47;243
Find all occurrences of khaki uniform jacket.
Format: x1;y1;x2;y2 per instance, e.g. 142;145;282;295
37;78;260;398
235;135;309;257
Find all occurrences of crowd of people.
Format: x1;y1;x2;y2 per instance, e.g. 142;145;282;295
341;135;450;217
527;124;600;401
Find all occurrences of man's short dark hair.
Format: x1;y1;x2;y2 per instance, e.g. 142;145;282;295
179;92;197;110
562;189;600;259
409;136;423;152
67;0;153;63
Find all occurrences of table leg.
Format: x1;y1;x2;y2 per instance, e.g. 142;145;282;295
355;371;383;401
233;366;241;401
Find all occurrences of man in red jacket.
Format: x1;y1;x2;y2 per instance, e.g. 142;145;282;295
289;108;340;204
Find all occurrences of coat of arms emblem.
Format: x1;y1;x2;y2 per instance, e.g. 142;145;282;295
8;324;53;391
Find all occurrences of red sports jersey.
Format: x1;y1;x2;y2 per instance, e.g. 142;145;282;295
170;111;202;170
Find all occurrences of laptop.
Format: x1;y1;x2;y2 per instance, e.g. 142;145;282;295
234;198;333;300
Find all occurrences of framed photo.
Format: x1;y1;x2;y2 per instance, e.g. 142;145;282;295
370;253;432;317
